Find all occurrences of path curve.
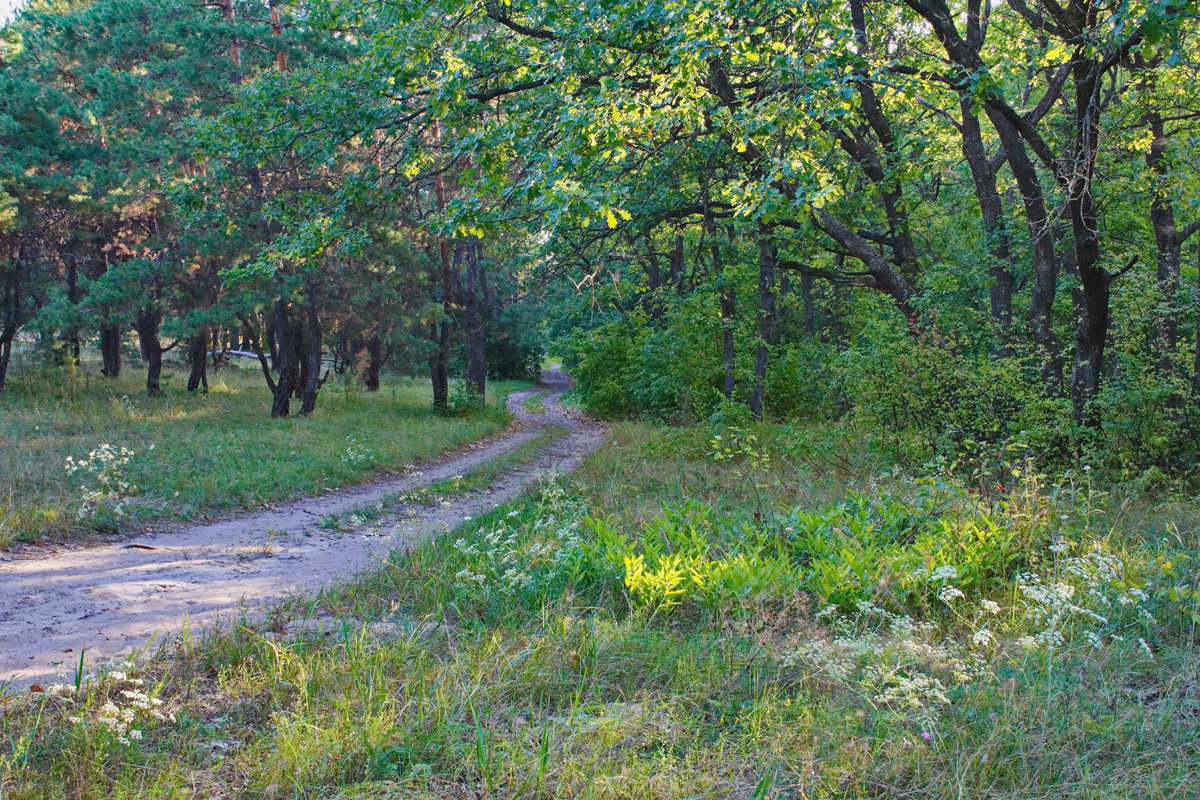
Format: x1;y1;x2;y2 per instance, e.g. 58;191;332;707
0;368;605;690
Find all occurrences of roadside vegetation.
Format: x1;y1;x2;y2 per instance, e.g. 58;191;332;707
0;356;526;546
2;421;1196;799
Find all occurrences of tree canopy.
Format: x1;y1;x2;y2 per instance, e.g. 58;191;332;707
3;0;1200;473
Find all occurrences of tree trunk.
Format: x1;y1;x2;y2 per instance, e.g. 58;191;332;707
749;236;776;420
960;100;1014;351
134;308;164;397
187;331;208;394
93;321;120;376
1147;110;1181;379
431;126;454;414
364;335;382;391
1192;247;1200;399
270;299;300;417
1;248;20;393
295;318;309;401
801;273;816;338
1067;63;1111;427
99;323;122;378
0;333;11;394
669;235;685;295
640;237;664;321
984;108;1062;387
265;314;279;370
298;301;323;416
463;239;487;402
429;321;450;413
721;286;736;401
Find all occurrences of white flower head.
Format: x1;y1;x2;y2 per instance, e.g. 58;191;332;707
930;565;958;583
938;585;964;604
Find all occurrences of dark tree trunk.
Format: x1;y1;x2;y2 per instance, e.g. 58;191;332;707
463;239;487;401
721;287;736;401
1147;110;1182;380
900;0;1063;383
669;235;685;295
99;323;122;378
1068;63;1111;426
984;108;1063;387
710;234;736;402
429;321;450;413
133;308;164;397
960;100;1014;350
826;257;849;348
0;333;11;394
364;335;382;391
749;236;776;420
265;315;279;370
1193;247;1200;398
295;319;309;401
432;151;454;413
298;301;323;416
801;273;816;338
187;330;208;394
270;299;300;417
2;247;21;393
847;0;921;283
640;237;664;321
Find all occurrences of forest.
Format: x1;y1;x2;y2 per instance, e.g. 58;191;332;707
2;0;1200;798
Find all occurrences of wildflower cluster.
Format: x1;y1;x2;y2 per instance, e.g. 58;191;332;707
1015;541;1156;652
64;443;137;522
453;479;585;599
790;599;992;728
341;434;374;466
47;670;175;750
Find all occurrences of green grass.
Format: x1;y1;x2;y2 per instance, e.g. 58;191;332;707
521;391;549;414
1;421;1198;799
317;426;567;530
0;357;530;544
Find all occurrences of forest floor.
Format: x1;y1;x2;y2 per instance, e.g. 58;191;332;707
0;367;606;689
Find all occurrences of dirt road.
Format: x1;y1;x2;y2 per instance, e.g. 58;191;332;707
0;370;604;690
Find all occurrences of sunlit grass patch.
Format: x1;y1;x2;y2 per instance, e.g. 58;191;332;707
0;359;528;543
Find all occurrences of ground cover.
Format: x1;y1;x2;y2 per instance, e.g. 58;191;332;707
0;359;527;545
1;421;1197;799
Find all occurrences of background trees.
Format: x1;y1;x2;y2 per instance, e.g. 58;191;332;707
2;0;1199;474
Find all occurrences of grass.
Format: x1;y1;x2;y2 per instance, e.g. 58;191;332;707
0;356;531;545
1;421;1198;799
521;391;549;414
316;426;568;531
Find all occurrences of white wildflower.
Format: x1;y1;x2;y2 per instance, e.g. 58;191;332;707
938;585;964;604
930;565;958;583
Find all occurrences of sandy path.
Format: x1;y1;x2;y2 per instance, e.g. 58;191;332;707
0;369;605;690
